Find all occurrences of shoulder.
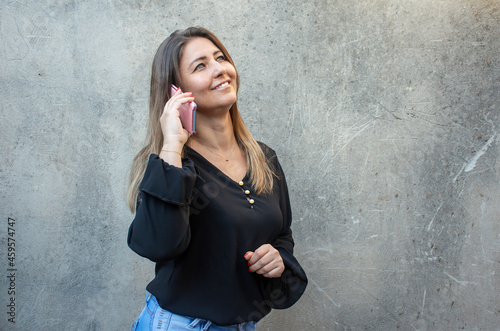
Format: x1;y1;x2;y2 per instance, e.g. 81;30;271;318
257;141;277;160
256;141;283;177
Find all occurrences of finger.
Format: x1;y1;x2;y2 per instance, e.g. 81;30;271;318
172;89;192;99
247;244;271;265
244;252;254;273
260;253;285;277
168;93;194;107
262;265;284;278
251;255;282;274
249;251;273;270
171;86;191;96
249;251;281;274
163;96;195;118
171;85;180;97
168;88;193;103
174;95;196;109
244;252;253;261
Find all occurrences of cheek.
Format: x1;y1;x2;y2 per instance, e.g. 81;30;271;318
226;67;238;90
227;65;237;80
183;76;210;94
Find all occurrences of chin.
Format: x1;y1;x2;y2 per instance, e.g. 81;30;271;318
220;93;237;108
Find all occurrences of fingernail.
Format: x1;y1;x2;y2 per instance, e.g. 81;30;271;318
247;262;251;266
244;253;249;258
248;268;252;273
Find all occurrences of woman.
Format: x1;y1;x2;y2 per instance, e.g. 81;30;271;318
127;27;307;331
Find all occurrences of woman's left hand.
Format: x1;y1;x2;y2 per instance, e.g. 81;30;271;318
244;244;284;278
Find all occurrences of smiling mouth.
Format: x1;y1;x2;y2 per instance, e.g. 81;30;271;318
213;81;229;90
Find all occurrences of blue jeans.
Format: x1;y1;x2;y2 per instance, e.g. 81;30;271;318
131;292;258;331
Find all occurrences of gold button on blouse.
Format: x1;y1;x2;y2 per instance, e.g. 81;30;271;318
249;199;255;205
244;190;250;195
238;181;244;186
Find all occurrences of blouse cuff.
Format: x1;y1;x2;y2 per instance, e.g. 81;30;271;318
261;247;308;309
139;154;203;206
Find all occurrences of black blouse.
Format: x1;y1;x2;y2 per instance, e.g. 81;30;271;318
127;143;307;325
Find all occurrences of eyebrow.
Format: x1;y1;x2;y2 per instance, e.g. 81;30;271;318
188;50;223;69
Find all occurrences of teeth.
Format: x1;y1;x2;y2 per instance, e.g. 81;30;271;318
215;82;228;89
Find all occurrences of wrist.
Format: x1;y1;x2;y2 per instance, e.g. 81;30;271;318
160;149;181;157
159;145;183;168
161;143;183;154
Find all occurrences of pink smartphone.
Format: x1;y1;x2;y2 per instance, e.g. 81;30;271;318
171;85;196;135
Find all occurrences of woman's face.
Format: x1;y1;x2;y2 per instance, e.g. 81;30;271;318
178;37;237;114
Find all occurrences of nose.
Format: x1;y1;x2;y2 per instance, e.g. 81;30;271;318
212;60;226;77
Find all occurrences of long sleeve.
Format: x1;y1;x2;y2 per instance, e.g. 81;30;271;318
127;154;204;262
127;146;307;325
260;152;308;309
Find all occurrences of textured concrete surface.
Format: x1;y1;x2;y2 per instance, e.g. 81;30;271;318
1;0;499;330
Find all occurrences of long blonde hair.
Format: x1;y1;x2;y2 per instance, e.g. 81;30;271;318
127;27;275;212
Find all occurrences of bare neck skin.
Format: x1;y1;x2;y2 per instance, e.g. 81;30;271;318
188;108;247;182
190;109;237;153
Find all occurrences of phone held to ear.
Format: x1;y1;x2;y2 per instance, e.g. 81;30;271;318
171;85;197;135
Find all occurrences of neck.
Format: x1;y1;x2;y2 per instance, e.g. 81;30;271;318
190;111;236;152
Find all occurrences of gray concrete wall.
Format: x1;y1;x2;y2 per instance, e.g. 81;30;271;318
1;0;499;330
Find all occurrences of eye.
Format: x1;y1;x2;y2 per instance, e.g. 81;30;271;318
194;63;205;71
216;55;226;62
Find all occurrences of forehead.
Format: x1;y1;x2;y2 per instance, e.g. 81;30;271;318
180;37;220;64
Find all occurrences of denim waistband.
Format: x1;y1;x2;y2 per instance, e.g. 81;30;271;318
144;292;256;331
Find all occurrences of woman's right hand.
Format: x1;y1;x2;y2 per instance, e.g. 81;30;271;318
160;88;195;150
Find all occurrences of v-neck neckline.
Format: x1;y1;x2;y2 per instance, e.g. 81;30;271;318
185;145;249;185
